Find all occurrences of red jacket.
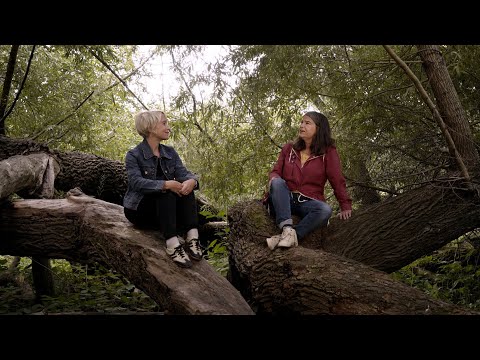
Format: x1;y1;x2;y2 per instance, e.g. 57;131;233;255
269;143;352;211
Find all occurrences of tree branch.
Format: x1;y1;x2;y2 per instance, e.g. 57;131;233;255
0;45;36;127
85;46;149;111
169;48;215;145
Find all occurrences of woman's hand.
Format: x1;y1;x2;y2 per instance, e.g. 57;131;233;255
164;180;183;195
337;209;352;220
179;179;197;196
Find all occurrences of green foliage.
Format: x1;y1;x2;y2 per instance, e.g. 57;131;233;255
206;237;229;278
0;245;231;313
199;207;230;277
0;257;160;314
392;236;480;311
1;45;142;161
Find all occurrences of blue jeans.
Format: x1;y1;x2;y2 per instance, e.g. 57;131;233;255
269;178;332;240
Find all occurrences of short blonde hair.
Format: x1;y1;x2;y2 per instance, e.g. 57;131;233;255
134;110;165;138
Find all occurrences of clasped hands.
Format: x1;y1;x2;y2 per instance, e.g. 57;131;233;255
164;178;196;196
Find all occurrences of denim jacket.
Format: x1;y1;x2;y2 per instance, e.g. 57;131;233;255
123;139;199;210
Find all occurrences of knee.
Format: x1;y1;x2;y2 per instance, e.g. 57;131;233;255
270;177;286;191
315;201;332;218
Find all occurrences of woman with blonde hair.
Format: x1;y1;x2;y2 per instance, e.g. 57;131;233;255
123;110;203;268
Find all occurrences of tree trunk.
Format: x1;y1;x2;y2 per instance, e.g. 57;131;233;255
31;256;55;301
322;179;480;272
349;155;381;207
227;200;477;314
0;192;254;315
231;184;480;276
0;45;19;135
417;45;480;171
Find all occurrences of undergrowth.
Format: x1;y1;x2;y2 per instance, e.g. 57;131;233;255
0;209;230;315
392;232;480;311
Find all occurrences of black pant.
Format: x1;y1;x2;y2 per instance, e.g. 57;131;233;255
124;192;198;240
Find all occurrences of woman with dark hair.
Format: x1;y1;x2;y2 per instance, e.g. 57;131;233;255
265;111;352;250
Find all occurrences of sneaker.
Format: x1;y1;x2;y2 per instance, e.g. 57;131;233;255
277;226;298;248
266;234;282;250
185;238;203;261
177;236;186;245
166;244;192;268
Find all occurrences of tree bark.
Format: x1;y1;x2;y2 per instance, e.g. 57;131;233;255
227;200;477;314
349;155;381;207
322;179;480;273
0;192;254;315
417;45;480;171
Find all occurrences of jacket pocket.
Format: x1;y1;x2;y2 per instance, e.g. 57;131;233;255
141;166;156;180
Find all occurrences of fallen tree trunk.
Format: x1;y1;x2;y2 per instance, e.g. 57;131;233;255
0;191;254;315
252;179;480;273
0;136;222;237
4;136;480;276
0;135;126;205
0;153;59;200
322;179;480;272
227;200;477;315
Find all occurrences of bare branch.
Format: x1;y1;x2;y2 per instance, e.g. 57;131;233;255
85;46;149;111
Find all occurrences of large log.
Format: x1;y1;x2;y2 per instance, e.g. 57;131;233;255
0;191;254;315
0;135;126;205
227;200;477;315
0;136;222;238
323;180;480;272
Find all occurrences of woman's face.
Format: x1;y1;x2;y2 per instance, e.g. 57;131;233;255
150;114;171;141
299;115;317;143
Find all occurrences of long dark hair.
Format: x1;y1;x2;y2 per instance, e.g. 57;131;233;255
293;111;335;155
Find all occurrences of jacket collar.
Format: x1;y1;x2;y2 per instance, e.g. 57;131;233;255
289;144;321;163
138;139;173;160
139;138;155;160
